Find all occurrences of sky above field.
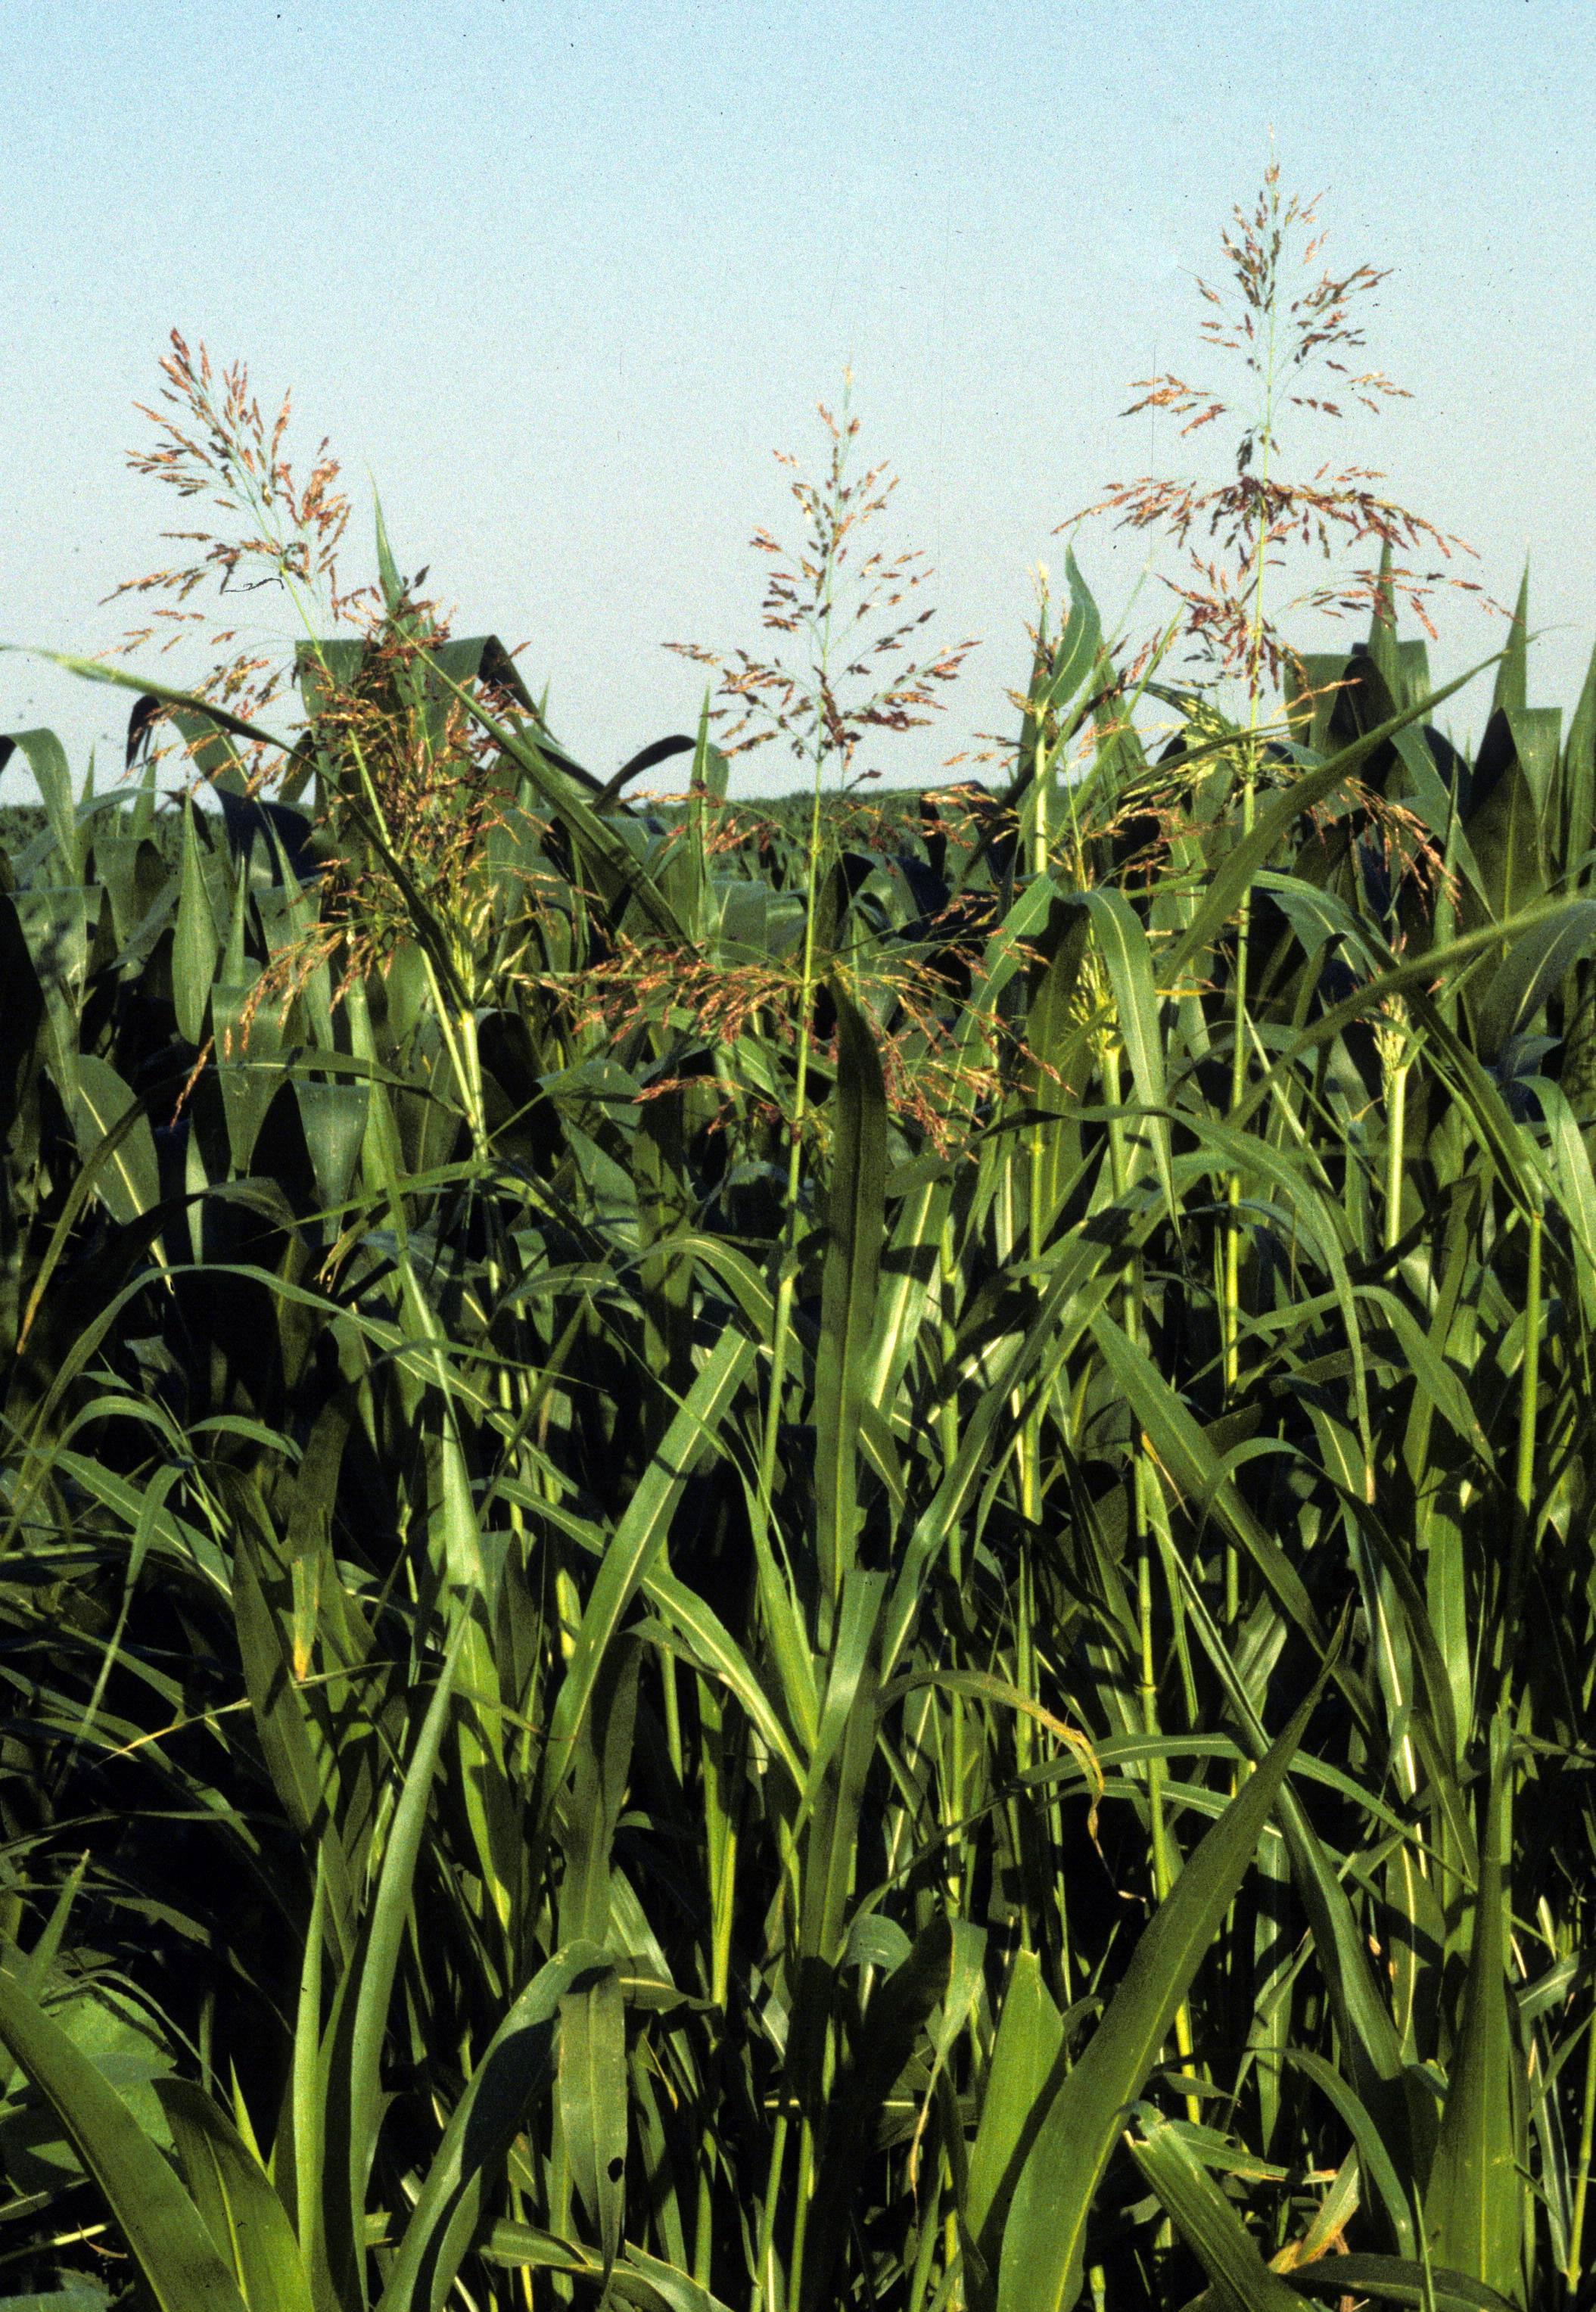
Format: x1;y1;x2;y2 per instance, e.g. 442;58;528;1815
2;0;1593;800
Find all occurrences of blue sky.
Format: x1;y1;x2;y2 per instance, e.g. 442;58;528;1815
2;0;1593;797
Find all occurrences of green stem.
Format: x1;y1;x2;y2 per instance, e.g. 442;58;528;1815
1499;1202;1544;1719
758;565;840;1544
786;2116;816;2312
1568;1998;1596;2293
1517;1204;1543;1522
1220;244;1286;1649
751;2114;789;2312
1383;1051;1410;1256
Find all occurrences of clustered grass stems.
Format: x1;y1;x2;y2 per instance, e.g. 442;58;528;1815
2;166;1594;2312
1069;160;1490;1654
668;381;976;1570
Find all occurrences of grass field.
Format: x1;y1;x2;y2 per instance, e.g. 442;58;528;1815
0;174;1592;2312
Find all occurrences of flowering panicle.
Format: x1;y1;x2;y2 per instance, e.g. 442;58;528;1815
667;384;976;786
107;334;371;765
1066;162;1490;699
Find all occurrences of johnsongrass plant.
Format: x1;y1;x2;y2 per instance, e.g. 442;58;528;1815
5;173;1596;2312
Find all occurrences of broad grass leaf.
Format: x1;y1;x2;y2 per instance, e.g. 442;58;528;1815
1087;1311;1340;1679
1286;2256;1519;2309
802;1913;984;2312
796;1567;887;1956
558;1641;640;1947
865;1160;952;1409
964;1949;1065;2279
344;1622;468;2246
1538;1081;1596;1324
71;1055;158;1227
1078;888;1176;1219
14;652;293;763
881;1227;1122;1679
1150;1533;1414;2186
1280;2050;1416;2256
20;1074;163;1352
1559;635;1596;874
636;1566;804;1789
1045;551;1103;719
0;2282;112;2312
0;1980;176;2189
1020;904;1090;1234
996;1691;1315;2312
0;1967;247;2312
373;1946;592;2312
212;982;284;1178
13;884;89;1097
483;2223;735;2312
545;1327;754;1792
558;1966;627;2279
173;802;219;1047
1128;2117;1303;2309
1169;655;1498;983
294;1080;370;1215
1462;750;1547;933
1473;897;1596;1062
231;1531;356;1955
1426;1722;1524;2304
3;729;81;880
157;2083;313;2312
1501;705;1561;817
433;667;690;942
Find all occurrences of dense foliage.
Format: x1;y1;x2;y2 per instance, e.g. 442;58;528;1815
7;176;1596;2312
2;547;1595;2312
